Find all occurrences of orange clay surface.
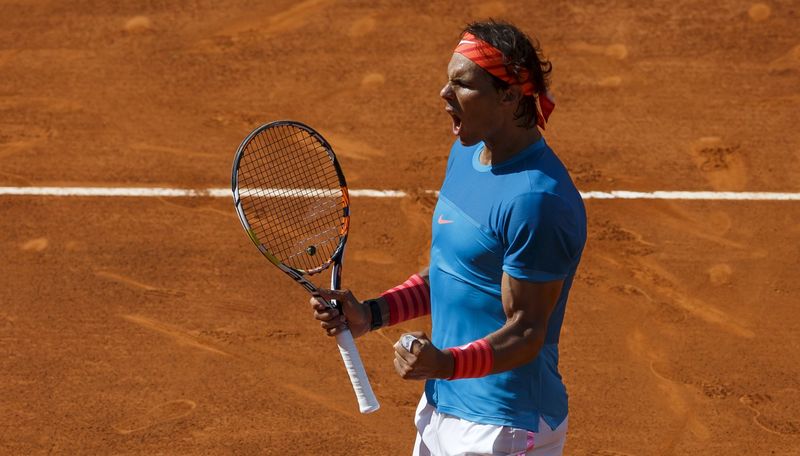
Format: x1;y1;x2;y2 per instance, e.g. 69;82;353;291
1;1;799;454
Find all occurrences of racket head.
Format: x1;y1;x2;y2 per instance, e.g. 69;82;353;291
232;121;350;275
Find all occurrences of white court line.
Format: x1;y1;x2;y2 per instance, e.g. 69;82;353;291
0;186;799;200
579;191;800;201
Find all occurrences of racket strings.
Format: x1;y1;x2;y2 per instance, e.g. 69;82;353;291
241;163;340;271
243;129;341;256
255;127;341;255
237;124;345;272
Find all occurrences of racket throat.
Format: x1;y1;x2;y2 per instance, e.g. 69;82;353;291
282;266;317;293
286;268;340;310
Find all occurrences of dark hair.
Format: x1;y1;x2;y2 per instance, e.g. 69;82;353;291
463;20;552;129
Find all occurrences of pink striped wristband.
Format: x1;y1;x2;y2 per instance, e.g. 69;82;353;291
447;339;494;379
380;273;431;326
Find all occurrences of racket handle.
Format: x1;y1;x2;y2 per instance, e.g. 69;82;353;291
335;328;380;414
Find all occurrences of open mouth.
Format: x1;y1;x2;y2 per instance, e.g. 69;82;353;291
446;108;462;136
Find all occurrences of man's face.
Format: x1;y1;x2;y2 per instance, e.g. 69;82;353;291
440;53;506;146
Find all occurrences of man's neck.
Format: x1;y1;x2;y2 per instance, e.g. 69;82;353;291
480;126;542;166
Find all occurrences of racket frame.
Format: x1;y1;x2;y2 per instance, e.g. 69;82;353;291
232;120;350;276
231;120;379;414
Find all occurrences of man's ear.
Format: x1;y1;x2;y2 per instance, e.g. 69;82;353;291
501;85;522;105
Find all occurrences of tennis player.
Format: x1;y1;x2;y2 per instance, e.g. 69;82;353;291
312;20;586;455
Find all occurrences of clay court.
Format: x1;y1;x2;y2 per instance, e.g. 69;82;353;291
1;0;799;454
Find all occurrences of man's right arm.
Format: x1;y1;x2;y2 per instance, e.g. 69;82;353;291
373;266;430;327
311;267;430;339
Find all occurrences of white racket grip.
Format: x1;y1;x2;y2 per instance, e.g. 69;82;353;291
335;328;380;414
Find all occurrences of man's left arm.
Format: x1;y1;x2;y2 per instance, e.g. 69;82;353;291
486;273;562;373
394;191;578;380
393;273;562;379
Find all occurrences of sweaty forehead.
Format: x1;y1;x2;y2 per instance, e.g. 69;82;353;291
447;53;484;81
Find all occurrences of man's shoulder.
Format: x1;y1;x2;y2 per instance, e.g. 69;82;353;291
500;177;585;229
501;190;567;218
518;147;582;206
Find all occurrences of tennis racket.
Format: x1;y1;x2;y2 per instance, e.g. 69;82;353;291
231;120;379;414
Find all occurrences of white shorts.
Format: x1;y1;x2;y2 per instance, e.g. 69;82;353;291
411;394;568;456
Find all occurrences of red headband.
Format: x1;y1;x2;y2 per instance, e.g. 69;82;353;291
454;32;555;129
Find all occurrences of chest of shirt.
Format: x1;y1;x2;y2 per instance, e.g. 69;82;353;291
431;195;505;284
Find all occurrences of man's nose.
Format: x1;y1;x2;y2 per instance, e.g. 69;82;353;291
439;82;454;100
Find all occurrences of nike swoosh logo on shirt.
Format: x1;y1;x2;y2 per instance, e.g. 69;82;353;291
437;215;454;224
